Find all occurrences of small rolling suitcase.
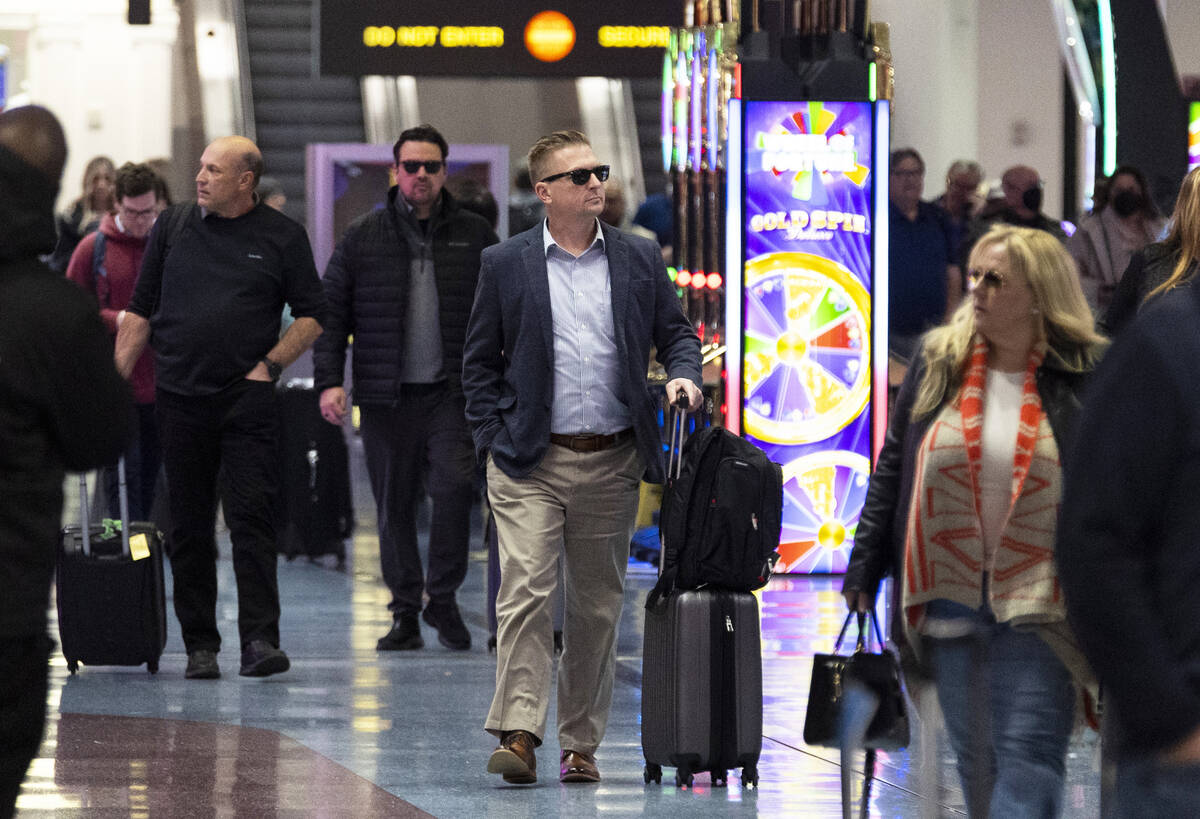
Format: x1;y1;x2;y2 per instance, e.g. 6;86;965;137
641;588;763;788
277;380;353;566
57;459;167;674
641;396;765;789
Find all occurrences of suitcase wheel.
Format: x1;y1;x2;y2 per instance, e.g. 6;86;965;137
643;763;661;785
147;659;159;674
67;659;78;675
742;765;759;789
675;768;693;790
711;769;728;788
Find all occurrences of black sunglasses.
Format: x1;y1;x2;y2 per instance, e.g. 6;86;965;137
540;165;610;185
399;160;444;174
967;268;1006;289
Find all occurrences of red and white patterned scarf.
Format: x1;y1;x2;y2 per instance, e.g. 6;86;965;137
903;339;1065;626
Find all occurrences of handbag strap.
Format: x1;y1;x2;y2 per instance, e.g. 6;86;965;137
833;611;856;652
837;607;887;654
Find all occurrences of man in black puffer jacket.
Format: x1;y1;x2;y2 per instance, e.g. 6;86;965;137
0;106;131;817
313;124;498;652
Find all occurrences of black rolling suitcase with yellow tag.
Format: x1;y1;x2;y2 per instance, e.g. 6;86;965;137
57;458;167;674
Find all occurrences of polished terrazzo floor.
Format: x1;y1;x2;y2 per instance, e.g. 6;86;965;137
19;443;1103;817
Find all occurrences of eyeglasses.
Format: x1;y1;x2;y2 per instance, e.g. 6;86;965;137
119;204;158;219
967;268;1007;289
540;165;610;186
891;167;923;179
399;160;444;175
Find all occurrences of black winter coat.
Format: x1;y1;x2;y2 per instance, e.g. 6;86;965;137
1099;240;1190;337
842;343;1097;639
1060;284;1200;754
0;145;132;636
312;187;498;403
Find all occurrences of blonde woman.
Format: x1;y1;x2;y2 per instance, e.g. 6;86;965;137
47;155;115;273
842;225;1106;817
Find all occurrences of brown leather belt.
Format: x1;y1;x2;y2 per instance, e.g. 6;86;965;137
549;428;634;453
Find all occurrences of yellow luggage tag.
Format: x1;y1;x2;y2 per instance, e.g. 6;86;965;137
129;533;151;561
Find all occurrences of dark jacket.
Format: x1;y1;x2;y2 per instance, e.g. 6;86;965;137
312;187;498;402
842;342;1096;621
1099;240;1187;337
0;145;131;636
959;208;1067;270
461;222;701;485
46;200;99;274
1059;284;1200;755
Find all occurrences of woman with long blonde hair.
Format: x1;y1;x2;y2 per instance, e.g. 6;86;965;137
843;225;1106;817
47;154;115;273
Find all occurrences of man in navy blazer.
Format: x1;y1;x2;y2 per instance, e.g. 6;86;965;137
463;130;701;785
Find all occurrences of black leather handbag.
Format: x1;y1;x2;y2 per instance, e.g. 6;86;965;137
803;609;910;751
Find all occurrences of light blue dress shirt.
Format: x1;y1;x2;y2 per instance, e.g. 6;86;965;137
543;219;633;435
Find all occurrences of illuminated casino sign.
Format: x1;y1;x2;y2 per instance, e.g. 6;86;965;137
318;2;678;78
726;100;888;574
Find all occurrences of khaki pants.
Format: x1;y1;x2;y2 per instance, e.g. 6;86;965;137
484;438;642;753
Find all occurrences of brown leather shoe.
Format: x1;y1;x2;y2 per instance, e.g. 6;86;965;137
560;750;600;783
487;730;537;784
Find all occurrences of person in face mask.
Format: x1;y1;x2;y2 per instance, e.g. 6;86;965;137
1067;165;1165;315
959;165;1068;271
1101;166;1198;337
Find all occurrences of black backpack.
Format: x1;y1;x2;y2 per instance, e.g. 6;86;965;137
647;425;783;607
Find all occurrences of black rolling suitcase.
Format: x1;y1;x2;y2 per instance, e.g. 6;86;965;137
57;460;167;674
640;397;770;789
642;588;763;788
277;380;354;566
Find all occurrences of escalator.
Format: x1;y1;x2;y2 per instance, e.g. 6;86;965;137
242;0;364;223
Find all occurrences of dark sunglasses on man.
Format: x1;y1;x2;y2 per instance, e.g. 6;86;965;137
540;165;610;186
399;160;444;174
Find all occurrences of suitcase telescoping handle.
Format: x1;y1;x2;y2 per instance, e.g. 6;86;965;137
76;457;132;558
78;472;91;557
666;388;690;483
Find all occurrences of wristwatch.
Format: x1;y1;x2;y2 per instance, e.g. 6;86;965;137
260;357;283;382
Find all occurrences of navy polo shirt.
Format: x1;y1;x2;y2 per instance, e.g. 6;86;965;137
889;200;953;339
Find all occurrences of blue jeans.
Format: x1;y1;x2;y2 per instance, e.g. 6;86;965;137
1116;756;1200;817
925;599;1076;818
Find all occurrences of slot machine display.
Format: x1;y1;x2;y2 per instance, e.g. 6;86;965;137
663;0;891;574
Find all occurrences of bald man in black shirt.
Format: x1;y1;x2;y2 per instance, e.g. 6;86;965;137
115;136;325;681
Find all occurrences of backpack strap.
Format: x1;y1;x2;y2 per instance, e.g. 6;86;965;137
91;231;109;308
161;202;195;259
646;562;677;610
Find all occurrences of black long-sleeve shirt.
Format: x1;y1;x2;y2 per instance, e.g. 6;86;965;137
128;201;325;395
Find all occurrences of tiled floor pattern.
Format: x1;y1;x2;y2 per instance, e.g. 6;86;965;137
18;451;1102;817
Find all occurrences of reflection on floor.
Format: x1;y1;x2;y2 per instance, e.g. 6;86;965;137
22;458;1102;817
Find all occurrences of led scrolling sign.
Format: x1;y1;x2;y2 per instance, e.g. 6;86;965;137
318;2;678;78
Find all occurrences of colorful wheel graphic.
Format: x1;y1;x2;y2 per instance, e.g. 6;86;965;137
743;252;872;444
777;450;872;574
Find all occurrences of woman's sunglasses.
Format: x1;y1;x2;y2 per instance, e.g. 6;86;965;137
967;268;1006;289
540;165;611;185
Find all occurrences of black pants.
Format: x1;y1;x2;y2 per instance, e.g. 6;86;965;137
157;382;281;654
102;402;160;521
360;385;475;617
0;634;51;819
